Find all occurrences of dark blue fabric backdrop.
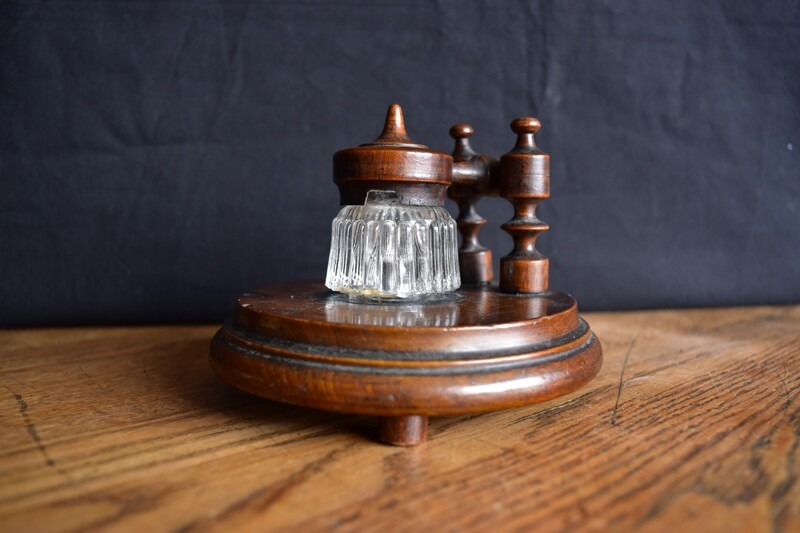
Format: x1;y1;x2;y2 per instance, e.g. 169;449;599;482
2;0;799;326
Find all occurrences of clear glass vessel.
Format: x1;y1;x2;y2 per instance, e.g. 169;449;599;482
325;191;460;298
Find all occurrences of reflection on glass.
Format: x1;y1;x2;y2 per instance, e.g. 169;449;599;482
324;295;460;327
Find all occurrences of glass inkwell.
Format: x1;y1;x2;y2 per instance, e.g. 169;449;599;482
211;104;602;446
326;190;460;299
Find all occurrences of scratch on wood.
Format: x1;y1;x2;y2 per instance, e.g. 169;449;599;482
778;372;790;399
80;365;107;390
506;385;612;428
142;361;153;383
14;393;74;482
610;336;638;426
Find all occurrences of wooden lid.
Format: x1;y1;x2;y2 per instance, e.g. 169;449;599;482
333;104;453;206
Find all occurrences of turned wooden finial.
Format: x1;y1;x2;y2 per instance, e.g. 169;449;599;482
499;117;550;294
510;117;541;148
371;103;415;145
448;123;494;285
450;123;477;155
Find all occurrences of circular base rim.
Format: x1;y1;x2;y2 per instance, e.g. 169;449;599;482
210;283;603;416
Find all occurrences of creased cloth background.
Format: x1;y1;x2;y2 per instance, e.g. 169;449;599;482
1;0;798;326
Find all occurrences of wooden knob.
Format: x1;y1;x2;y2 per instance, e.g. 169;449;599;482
509;117;542;152
449;123;477;159
511;117;541;134
450;123;474;139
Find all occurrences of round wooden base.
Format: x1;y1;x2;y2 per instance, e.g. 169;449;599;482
210;281;602;446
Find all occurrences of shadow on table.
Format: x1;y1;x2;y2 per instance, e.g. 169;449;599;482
134;330;375;445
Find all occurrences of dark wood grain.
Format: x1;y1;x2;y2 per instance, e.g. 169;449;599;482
1;305;798;531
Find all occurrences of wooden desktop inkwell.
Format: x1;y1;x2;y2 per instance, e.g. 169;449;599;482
210;104;602;446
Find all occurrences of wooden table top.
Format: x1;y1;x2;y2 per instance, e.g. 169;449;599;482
1;305;798;532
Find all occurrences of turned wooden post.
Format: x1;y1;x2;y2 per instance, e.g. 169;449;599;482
499;117;550;294
448;124;496;285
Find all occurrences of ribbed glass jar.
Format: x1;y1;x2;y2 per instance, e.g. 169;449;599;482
325;191;460;298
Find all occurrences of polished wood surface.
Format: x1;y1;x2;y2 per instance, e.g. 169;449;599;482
211;282;602;445
2;305;798;531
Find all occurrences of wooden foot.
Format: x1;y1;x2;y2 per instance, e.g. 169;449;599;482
378;415;429;446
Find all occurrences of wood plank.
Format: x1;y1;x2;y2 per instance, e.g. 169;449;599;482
0;306;798;532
